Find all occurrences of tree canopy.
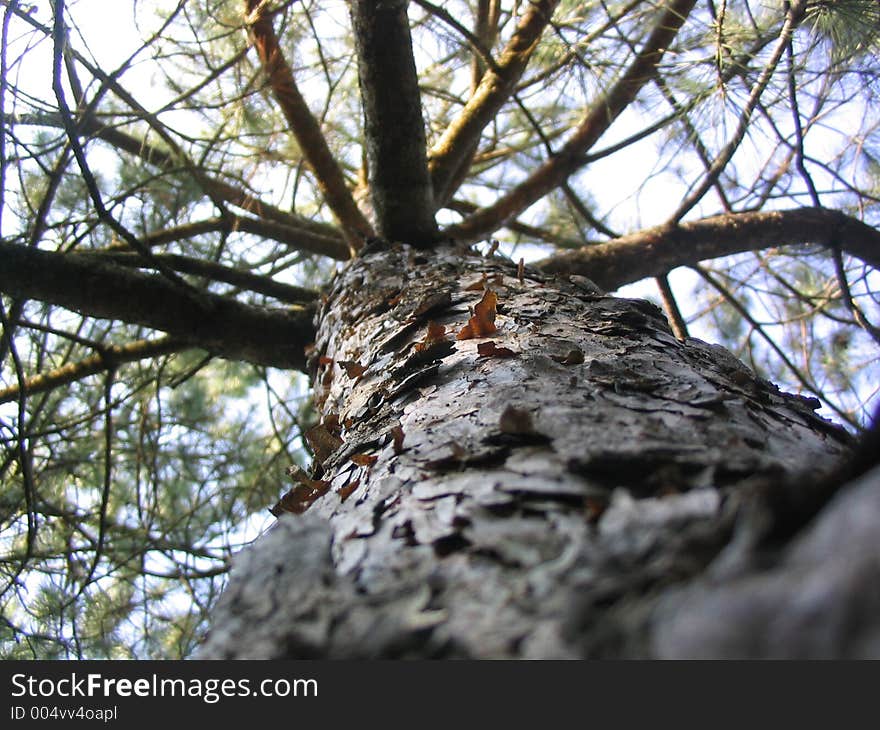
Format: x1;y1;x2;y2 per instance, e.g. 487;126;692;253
1;0;878;658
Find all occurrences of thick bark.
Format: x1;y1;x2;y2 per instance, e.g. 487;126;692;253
198;243;863;659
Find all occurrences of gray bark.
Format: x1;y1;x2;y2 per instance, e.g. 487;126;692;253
198;242;865;659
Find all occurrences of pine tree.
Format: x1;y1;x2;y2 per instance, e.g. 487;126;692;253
1;0;878;658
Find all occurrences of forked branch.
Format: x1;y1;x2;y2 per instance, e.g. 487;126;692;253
426;0;560;206
443;0;698;242
245;0;373;247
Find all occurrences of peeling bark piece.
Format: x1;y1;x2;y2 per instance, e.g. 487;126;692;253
391;425;405;454
388;363;442;402
338;360;367;378
477;341;518;359
337;479;361;502
457;289;498;340
414;321;449;353
323;413;341;435
410;290;453;320
465;273;489;291
305;423;344;464
351;453;379;467
272;468;332;516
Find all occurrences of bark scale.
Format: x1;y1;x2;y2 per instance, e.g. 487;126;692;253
199;243;862;659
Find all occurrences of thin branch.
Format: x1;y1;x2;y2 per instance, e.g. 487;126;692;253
0;336;186;405
536;207;880;291
695;262;858;429
51;4;207;300
669;2;805;222
10;113;350;260
81;250;318;304
446;198;587;248
244;0;373;247
108;214;349;261
443;0;698;242
0;298;38;603
655;274;689;339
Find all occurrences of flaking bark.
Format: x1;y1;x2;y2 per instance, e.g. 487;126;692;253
199;242;862;659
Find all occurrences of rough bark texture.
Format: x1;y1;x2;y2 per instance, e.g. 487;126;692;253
198;242;862;659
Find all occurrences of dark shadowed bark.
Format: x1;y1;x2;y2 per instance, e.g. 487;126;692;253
0;240;314;370
198;243;864;659
350;1;437;245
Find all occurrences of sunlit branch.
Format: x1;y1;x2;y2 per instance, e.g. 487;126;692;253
536;207;880;291
427;0;560;206
0;336;186;405
244;0;373;248
443;0;697;243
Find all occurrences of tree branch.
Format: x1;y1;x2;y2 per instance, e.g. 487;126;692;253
80;250;318;304
669;3;803;222
11;113;351;259
535;208;880;291
0;241;315;370
426;0;560;206
124;214;350;261
0;336;185;405
349;0;436;245
244;0;373;247
443;0;697;242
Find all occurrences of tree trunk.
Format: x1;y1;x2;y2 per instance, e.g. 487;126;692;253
197;242;867;659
